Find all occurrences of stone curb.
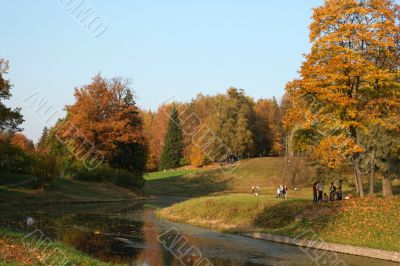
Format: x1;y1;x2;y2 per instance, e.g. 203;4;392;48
242;232;400;263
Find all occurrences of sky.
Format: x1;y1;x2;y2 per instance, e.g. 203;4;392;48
0;0;323;142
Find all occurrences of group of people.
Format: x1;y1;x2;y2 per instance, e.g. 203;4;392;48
313;180;343;203
276;185;288;199
251;185;260;196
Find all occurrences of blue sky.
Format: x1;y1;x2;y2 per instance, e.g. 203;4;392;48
0;0;323;141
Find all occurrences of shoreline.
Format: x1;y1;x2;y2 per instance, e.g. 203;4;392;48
242;232;400;263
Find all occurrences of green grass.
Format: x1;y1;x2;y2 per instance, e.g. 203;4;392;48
0;173;141;216
144;168;206;181
159;194;310;231
0;228;122;266
159;194;400;251
144;158;287;197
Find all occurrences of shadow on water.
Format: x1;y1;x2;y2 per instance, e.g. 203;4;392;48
1;199;397;266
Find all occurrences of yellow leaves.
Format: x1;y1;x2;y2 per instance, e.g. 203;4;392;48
314;134;364;169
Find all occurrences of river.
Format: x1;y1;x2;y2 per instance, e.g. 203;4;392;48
2;197;397;266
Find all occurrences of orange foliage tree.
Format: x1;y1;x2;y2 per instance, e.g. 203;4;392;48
285;0;400;197
11;133;35;154
60;75;147;173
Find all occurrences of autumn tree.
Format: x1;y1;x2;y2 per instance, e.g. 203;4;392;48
0;132;33;174
0;59;23;132
36;127;49;153
159;107;184;170
142;104;173;169
11;133;35;154
254;98;284;157
285;0;400;197
60;74;147;185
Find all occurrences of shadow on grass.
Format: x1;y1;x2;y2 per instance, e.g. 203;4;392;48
252;199;315;230
144;170;233;201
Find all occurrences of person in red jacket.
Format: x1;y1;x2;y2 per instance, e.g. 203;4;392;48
313;182;318;203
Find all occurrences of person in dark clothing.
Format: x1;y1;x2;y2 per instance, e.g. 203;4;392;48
312;182;318;203
337;187;343;200
317;181;324;202
329;183;337;201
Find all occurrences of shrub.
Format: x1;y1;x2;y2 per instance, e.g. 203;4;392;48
31;153;58;189
67;162;145;189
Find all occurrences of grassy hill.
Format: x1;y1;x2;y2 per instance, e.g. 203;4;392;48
144;157;293;197
144;157;351;197
0;172;141;211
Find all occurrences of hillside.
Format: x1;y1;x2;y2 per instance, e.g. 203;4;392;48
0;172;141;212
144;157;288;197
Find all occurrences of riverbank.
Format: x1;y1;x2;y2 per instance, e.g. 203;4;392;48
0;173;142;265
158;194;400;252
0;173;142;207
0;228;122;266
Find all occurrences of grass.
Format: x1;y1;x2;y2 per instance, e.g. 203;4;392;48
158;194;400;251
158;194;310;231
0;228;121;266
144;168;206;181
144;157;355;198
0;172;142;221
144;158;289;197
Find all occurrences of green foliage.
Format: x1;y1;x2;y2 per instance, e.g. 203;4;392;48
0;59;23;132
109;142;147;174
159;107;184;170
31;153;58;189
211;88;257;158
68;163;145;188
0;135;33;174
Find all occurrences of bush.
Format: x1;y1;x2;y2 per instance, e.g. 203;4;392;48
0;138;33;174
31;153;58;189
67;163;145;189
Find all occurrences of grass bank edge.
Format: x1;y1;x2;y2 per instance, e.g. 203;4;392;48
157;194;400;252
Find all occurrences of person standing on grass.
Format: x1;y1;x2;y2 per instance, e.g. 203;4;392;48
337;186;343;200
317;181;324;202
284;186;288;199
313;182;318;203
329;183;337;201
276;187;281;198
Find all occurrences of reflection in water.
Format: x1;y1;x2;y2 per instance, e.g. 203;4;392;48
1;200;398;266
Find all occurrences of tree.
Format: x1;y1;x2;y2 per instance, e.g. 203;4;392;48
285;0;400;197
11;133;35;154
31;152;58;190
62;75;146;157
0;132;33;174
0;59;23;132
373;129;400;197
208;88;256;159
59;74;147;186
142;105;173;170
159;107;184;170
37;127;49;153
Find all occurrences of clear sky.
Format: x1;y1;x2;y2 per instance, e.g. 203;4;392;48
1;0;323;141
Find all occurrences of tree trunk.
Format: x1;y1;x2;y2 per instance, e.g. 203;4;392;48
354;158;364;197
369;147;376;196
382;174;393;198
349;126;364;197
369;169;375;196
